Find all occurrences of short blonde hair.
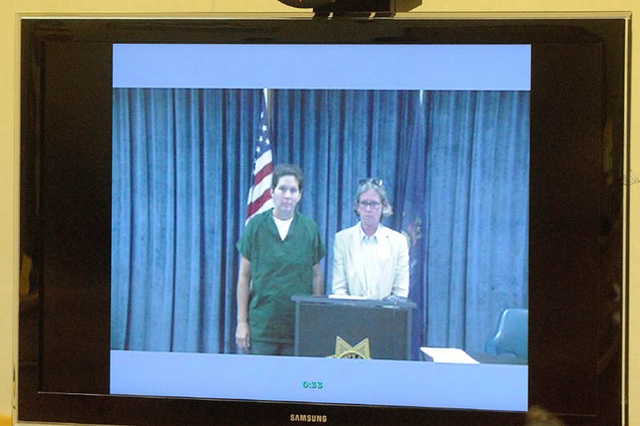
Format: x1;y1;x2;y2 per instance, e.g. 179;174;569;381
354;178;393;218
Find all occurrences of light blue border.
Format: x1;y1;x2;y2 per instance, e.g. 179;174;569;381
113;44;531;90
111;350;528;411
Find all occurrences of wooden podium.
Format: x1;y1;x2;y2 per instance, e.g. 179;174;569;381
292;296;416;360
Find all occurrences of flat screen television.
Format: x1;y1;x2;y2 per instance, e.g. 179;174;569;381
19;13;628;426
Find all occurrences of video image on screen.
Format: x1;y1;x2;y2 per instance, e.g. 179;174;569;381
110;44;530;411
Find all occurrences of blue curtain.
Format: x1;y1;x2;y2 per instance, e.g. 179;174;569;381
420;91;529;353
269;90;414;281
112;88;529;356
111;88;261;353
390;92;429;359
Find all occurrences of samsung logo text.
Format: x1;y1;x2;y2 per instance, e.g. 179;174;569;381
290;414;328;423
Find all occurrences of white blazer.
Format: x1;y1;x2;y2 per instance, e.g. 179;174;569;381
332;223;409;300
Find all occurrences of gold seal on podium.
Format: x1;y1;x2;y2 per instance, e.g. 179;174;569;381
329;336;371;359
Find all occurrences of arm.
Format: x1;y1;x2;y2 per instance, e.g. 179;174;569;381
392;235;410;298
312;263;324;296
235;256;252;350
331;235;348;295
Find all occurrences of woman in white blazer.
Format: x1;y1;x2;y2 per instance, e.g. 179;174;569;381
332;178;409;300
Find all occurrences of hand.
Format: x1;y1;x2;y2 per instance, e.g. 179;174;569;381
236;321;251;351
383;294;407;304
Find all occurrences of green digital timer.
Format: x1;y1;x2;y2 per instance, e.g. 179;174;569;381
302;381;324;390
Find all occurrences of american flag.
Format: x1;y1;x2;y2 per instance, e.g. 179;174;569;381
246;95;274;224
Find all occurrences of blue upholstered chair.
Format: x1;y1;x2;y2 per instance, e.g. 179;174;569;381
485;308;528;361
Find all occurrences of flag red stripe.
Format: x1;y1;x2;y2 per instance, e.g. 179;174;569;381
254;163;274;186
247;190;272;217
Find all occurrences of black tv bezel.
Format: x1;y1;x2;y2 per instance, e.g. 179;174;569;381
19;16;627;426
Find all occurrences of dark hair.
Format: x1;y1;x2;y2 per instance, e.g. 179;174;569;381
524;406;565;426
272;164;304;192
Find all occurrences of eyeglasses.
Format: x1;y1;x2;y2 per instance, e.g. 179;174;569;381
358;200;382;209
358;177;383;187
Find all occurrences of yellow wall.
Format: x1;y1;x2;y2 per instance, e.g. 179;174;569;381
1;1;636;425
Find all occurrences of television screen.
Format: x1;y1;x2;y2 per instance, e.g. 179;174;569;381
19;16;627;426
109;42;530;410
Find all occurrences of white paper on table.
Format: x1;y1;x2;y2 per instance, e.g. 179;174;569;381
420;347;480;364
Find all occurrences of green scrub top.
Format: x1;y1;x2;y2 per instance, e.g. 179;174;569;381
237;209;325;343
